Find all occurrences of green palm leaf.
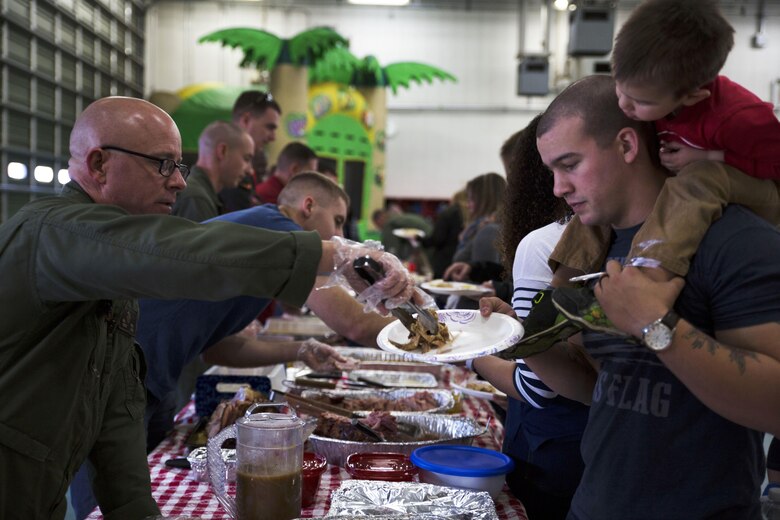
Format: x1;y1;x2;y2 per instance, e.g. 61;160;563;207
288;27;349;66
353;55;386;87
309;46;360;84
199;28;283;70
383;62;457;94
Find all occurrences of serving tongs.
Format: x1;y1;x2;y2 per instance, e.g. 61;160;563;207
271;389;386;442
353;255;439;335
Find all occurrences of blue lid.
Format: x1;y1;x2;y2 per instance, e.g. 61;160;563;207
411;446;514;477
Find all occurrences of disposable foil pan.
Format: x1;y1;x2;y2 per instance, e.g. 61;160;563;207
185;447;236;482
348;369;438;388
307;412;487;466
335;347;444;377
323;479;498;520
299;388;455;415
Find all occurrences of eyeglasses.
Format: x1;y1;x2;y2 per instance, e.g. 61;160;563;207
101;146;190;179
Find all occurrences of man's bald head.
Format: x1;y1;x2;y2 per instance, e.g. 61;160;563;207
70;97;181;165
197;121;248;157
67;96;186;214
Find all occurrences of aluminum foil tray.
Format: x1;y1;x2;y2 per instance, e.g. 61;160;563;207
308;412;486;466
301;516;457;520
348;369;438;388
185;447;236;482
263;316;334;337
324;479;498;520
299;388;455;415
336;348;444;377
336;347;432;363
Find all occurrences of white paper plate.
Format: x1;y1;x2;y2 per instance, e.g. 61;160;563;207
451;380;507;401
392;227;426;239
421;279;492;297
376;310;524;363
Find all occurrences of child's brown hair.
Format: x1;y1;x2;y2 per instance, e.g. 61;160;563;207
611;0;734;97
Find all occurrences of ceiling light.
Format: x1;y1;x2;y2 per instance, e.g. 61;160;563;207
347;0;410;6
553;0;569;10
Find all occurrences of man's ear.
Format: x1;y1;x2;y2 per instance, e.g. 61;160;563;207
215;142;228;161
238;112;253;129
616;127;641;164
86;148;109;184
301;195;315;218
680;88;711;107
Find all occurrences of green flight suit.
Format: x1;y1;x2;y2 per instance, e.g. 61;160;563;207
0;182;321;519
170;165;222;222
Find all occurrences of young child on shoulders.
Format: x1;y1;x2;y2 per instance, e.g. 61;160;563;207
519;0;780;345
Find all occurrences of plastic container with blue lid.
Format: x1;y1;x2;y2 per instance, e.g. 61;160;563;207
411;445;514;498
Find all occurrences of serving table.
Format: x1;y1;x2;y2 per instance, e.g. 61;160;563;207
87;369;527;520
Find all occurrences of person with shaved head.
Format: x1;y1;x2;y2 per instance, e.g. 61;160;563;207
171;120;255;221
0;96;416;519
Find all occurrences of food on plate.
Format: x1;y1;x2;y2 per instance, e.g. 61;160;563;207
314;411;397;442
309;391;441;412
313;411;438;443
466;381;500;394
394;227;424;238
428;280;454;288
206;388;269;438
389;310;452;354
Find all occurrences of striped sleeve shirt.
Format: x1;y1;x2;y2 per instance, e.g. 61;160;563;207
511;222;567;409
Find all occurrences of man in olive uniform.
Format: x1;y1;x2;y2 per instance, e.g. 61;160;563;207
0;96;413;519
169;120;255;427
171;120;254;221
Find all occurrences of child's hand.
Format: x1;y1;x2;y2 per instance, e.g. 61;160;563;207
443;261;471;281
659;141;724;172
479;296;517;319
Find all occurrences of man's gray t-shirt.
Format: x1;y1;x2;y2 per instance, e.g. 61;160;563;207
569;206;778;520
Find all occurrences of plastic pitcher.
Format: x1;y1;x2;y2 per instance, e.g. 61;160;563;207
208;404;316;520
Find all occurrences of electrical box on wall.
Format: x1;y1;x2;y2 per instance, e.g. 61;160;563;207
568;6;615;56
517;56;550;96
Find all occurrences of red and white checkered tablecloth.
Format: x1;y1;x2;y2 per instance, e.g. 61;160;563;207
87;373;527;520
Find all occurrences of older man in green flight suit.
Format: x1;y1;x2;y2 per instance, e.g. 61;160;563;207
0;96;414;519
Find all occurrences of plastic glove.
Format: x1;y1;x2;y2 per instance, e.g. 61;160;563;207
296;338;359;371
322;236;421;315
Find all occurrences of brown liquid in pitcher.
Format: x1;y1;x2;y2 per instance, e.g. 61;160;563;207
236;469;302;520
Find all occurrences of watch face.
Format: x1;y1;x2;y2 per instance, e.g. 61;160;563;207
645;323;673;351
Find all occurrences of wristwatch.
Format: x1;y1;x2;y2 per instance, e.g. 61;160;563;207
641;310;680;352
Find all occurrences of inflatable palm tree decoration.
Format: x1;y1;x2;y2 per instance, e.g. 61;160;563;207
199;26;348;161
310;46;456;214
309;46;457;94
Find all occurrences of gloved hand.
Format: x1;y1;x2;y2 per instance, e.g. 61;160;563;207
323;236;424;315
296;338;359;371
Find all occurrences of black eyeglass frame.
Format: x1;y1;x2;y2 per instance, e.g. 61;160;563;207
101;146;190;179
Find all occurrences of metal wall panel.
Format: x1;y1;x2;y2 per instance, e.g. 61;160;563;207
0;0;146;222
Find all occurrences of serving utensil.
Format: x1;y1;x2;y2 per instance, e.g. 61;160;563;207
353;255;439;335
271;389;385;442
568;271;607;283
